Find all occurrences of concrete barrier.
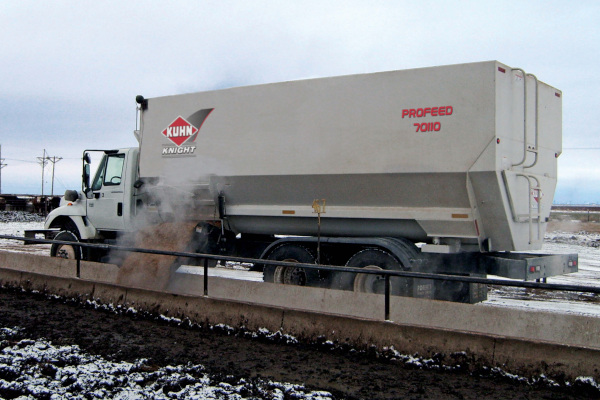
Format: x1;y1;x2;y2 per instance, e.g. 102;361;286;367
1;251;599;381
0;251;77;278
167;266;600;349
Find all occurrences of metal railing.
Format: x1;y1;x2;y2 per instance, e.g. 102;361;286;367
1;234;599;321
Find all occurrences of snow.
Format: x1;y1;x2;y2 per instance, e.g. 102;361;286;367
0;212;45;224
177;265;264;282
0;222;49;256
485;231;600;316
2;319;597;399
0;327;334;399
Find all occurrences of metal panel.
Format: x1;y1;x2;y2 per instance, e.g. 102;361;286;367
136;61;562;252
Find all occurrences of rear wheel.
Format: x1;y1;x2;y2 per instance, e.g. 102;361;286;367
353;265;386;293
263;244;319;286
332;248;410;296
50;231;82;260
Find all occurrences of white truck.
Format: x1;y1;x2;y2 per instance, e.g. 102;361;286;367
36;61;578;302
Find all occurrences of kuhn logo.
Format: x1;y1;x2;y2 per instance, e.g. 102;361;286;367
161;108;214;147
162;116;198;146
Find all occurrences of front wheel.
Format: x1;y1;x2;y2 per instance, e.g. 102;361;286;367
50;231;82;260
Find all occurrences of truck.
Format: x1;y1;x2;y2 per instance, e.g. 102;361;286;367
36;61;578;302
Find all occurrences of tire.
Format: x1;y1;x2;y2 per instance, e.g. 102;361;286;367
332;248;410;296
386;237;420;259
263;244;319;286
50;231;82;260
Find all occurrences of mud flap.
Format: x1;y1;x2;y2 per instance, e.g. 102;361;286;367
433;274;488;304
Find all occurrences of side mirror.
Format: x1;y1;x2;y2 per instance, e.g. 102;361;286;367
83;163;91;192
83;152;91;164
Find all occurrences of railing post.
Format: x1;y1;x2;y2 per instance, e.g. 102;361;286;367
385;275;390;321
203;258;209;296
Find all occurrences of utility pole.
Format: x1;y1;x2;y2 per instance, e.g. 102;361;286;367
0;145;7;195
36;152;62;213
37;150;48;214
46;156;62;196
37;149;47;196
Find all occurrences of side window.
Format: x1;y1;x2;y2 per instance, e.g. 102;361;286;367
103;154;125;186
91;154;125;191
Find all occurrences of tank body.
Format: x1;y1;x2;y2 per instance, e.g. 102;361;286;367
137;61;562;252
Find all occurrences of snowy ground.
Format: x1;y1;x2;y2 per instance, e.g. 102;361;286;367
485;231;600;316
0;212;49;256
1;212;600;398
0;326;334;400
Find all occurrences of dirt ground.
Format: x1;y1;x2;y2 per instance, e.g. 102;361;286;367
0;287;596;400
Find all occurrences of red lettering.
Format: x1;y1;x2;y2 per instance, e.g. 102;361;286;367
404;106;453;119
414;121;442;132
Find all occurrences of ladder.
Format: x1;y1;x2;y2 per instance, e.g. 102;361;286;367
511;68;539;169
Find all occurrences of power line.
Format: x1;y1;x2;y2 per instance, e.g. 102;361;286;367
53;174;70;192
4;156;77;163
4;158;39;163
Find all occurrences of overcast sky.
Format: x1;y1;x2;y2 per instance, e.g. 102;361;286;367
1;1;599;203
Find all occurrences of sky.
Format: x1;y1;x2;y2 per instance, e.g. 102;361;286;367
0;1;599;204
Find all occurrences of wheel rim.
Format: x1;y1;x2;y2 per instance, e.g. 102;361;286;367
274;258;307;286
56;244;76;259
354;265;388;294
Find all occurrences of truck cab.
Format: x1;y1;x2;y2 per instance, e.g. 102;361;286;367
42;148;139;258
84;149;138;232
